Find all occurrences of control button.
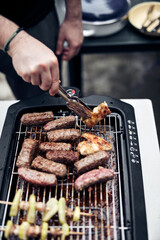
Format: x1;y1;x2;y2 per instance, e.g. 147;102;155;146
66;88;76;97
131;159;139;164
128;120;135;125
128;125;132;129
130;152;139;158
130;147;138;152
130;141;133;146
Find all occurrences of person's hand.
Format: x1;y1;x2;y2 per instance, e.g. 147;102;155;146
56;19;83;61
8;31;60;96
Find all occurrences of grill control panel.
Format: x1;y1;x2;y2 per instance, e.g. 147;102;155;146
128;120;140;164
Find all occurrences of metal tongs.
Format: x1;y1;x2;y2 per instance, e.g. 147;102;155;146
57;85;92;120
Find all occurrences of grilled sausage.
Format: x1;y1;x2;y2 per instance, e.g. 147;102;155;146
16;139;39;168
74;151;110;174
47;129;80;142
31;156;67;177
44;115;76;131
46;150;79;164
18;167;57;186
21;111;54;125
39;142;72;152
74;168;114;191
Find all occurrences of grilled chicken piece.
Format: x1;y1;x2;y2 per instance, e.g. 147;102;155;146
82;102;111;127
39;142;72;152
74;151;110;174
16;139;39;168
31;156;67;177
21;111;54;125
74;167;114;191
47;129;81;142
18;167;57;186
77;133;112;155
43;115;76;131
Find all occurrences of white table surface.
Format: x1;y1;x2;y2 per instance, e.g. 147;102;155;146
0;99;160;240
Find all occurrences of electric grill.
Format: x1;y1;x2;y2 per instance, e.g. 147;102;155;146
0;89;148;240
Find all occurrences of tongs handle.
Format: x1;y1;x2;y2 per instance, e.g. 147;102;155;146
57;85;92;120
57;85;71;102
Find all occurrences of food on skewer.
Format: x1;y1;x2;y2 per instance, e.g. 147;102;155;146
19;221;30;240
3;221;83;240
74;167;114;191
39;142;72;152
9;189;22;217
58;197;67;224
74;151;110;174
18;168;57;187
27;194;36;224
21;111;54;126
46;150;79;165
77;133;112;155
73;206;81;222
47;128;80;142
81;101;111;127
31;156;67;177
0;195;92;222
16;139;39;168
44;115;76;131
42;198;58;222
41;222;48;240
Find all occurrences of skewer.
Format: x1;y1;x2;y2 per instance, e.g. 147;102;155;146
0;224;84;237
0;200;93;217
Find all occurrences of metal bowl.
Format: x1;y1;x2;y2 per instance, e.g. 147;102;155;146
82;0;131;37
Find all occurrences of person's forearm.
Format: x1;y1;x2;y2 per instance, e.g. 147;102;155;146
0;15;19;50
0;15;60;96
65;0;82;21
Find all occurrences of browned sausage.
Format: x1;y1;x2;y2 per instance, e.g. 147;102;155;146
74;168;114;191
21;111;54;125
18;167;57;186
44;115;76;131
39;142;72;152
31;156;67;177
47;129;80;142
46;150;79;164
16;139;39;168
74;151;110;174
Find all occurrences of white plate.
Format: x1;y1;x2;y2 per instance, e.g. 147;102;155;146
128;1;160;37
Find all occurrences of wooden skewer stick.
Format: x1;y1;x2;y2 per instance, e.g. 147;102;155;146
0;200;94;217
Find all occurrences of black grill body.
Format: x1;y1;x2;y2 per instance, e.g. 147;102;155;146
0;91;148;240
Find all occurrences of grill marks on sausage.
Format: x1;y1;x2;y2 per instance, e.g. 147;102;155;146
46;150;79;165
74;151;110;174
44;115;76;131
18;167;57;186
31;156;67;177
74;168;114;191
16;139;39;168
21;111;54;125
47;129;81;142
39;142;72;152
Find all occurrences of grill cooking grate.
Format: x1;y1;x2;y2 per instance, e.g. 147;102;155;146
1;110;130;240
